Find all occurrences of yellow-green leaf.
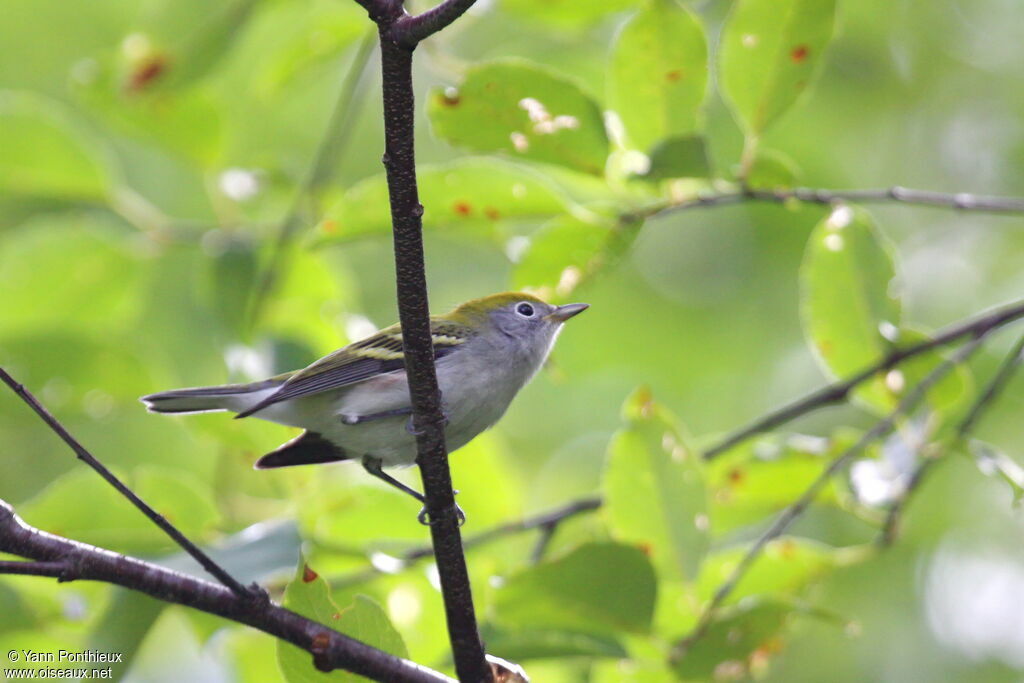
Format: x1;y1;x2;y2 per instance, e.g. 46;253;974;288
604;387;708;581
493;542;657;635
277;559;408;683
720;0;837;135
318;158;570;242
427;60;608;175
608;0;708;153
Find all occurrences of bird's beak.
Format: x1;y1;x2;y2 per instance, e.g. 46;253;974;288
546;303;589;323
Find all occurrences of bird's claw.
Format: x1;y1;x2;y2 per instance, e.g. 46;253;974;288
417;503;466;527
405;411;450;437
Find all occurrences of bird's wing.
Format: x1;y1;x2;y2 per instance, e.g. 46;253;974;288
235;319;474;418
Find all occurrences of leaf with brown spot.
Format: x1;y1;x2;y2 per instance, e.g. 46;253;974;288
608;0;708;152
721;0;837;134
319;158;570;242
277;558;408;682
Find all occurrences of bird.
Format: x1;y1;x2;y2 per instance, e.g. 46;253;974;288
141;292;588;520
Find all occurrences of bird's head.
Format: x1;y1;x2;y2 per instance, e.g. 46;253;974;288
448;292;589;357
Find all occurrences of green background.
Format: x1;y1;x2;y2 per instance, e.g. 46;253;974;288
2;0;1024;680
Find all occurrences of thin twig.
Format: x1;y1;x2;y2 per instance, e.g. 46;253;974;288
634;186;1024;222
247;30;377;331
389;0;480;47
675;332;989;658
703;298;1024;459
0;367;254;600
326;497;603;588
880;329;1024;544
0;500;453;682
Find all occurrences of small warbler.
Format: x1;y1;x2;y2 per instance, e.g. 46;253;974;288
142;292;587;516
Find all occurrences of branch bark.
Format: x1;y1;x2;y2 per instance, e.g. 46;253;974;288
675;331;991;658
372;7;491;681
326;497;603;589
0;500;454;683
703;298;1024;459
880;328;1024;544
0;367;254;600
632;185;1024;222
389;0;479;47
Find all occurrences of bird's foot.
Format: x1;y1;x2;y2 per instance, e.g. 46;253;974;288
417;502;466;527
405;410;450;437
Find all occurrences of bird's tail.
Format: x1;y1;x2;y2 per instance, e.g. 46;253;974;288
141;379;283;415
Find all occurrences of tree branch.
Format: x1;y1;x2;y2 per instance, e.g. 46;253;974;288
633;185;1024;222
0;500;454;682
880;329;1024;544
388;0;479;48
675;331;990;658
326;497;603;588
0;367;255;600
373;10;491;680
703;298;1024;459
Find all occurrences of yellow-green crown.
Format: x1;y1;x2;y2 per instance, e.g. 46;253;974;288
446;291;546;324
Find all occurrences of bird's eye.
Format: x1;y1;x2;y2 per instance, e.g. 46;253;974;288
515;302;535;318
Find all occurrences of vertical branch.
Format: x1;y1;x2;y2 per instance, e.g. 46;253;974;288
376;26;492;683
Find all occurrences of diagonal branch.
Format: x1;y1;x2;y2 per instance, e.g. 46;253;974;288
0;367;255;600
675;331;990;658
703;298;1024;459
0;500;454;683
325;497;603;588
880;328;1024;544
633;185;1024;222
388;0;480;48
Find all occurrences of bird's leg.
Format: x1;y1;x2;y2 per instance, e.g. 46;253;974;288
362;455;424;502
361;455;465;526
340;407;413;425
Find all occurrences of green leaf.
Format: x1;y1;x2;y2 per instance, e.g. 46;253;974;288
160;520;303;585
885;327;973;420
493;542;657;635
720;0;837;135
604;387;708;581
121;0;259;90
318;158;570;242
512;215;619;300
744;148;801;189
87;590;165;681
696;538;847;605
642;135;711;181
204;232;258;339
72;61;224;165
0;90;114;200
706;434;835;534
0;215;142;336
671;600;792;679
800;205;901;412
427;60;609;175
972;440;1024;507
608;0;708;153
19;468;218;555
502;0;643;27
278;559;408;683
480;625;628;661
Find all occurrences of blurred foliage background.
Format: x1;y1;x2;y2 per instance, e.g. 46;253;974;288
2;0;1024;680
